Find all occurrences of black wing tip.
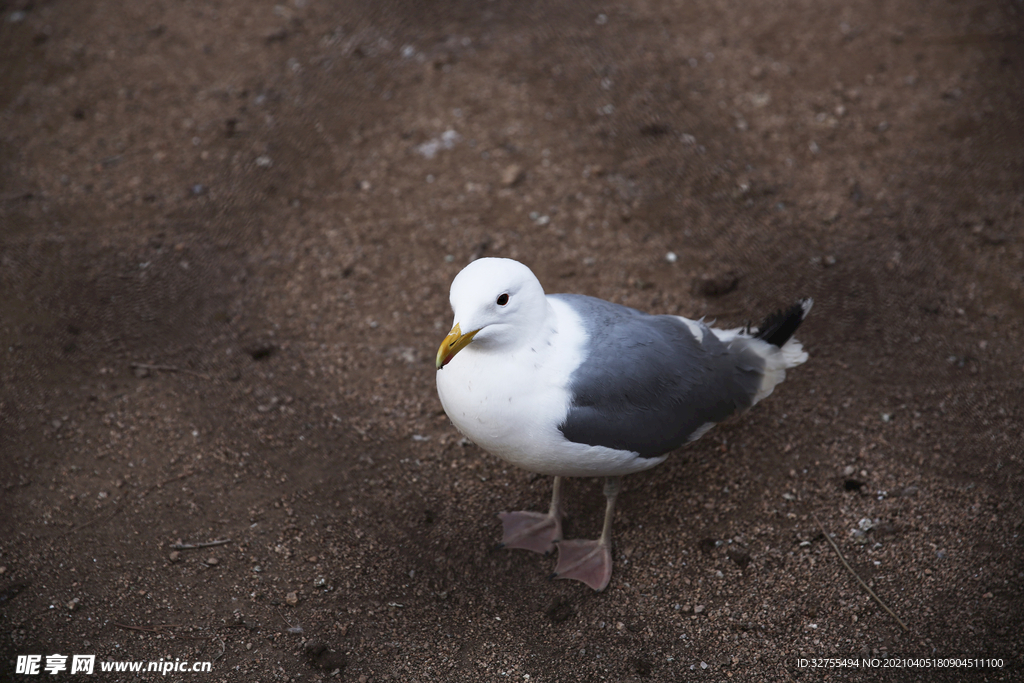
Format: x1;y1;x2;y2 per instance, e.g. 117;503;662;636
755;298;812;347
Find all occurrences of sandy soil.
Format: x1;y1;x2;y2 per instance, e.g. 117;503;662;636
2;1;1022;681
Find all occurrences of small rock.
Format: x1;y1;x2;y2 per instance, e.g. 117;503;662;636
67;598;80;611
305;642;347;673
873;522;898;537
133;366;151;378
307;555;318;563
842;465;856;477
286;591;299;606
169;551;181;563
501;164;525;187
694;604;705;614
265;27;288;43
206;556;219;566
639;122;671;136
245;343;276;361
544;596;573;623
694;272;739;297
727;546;751;569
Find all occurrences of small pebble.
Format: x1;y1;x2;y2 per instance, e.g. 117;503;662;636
694;604;705;614
286;591;299;606
206;556;219;566
501;164;525;187
169;551;181;563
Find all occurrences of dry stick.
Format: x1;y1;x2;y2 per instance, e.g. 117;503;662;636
112;622;209;640
811;512;909;632
142;469;197;497
66;469;197;535
169;539;232;550
212;636;226;662
112;622;180;635
130;362;210;380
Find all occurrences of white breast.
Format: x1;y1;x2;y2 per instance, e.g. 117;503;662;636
435;297;666;477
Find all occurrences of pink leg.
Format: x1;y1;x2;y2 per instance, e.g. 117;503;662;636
498;476;564;555
552;477;620;591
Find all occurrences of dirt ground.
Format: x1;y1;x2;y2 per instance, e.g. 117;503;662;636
1;0;1022;681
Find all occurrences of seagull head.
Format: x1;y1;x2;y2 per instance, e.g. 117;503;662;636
436;258;548;369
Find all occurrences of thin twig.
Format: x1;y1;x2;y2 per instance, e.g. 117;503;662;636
64;470;196;535
65;506;123;534
212;636;226;662
169;539;232;550
130;362;210;380
811;512;909;632
112;622;180;636
277;607;304;635
139;469;197;499
112;622;209;640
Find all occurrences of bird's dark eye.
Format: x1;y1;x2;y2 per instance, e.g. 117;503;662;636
496;293;509;306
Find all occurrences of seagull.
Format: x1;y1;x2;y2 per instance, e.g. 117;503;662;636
435;258;811;591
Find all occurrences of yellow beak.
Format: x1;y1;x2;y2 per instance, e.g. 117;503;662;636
436;323;479;369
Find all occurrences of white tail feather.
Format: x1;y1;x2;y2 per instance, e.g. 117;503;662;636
750;336;808;405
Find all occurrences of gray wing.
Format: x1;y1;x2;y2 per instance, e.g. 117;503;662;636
552;294;766;459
